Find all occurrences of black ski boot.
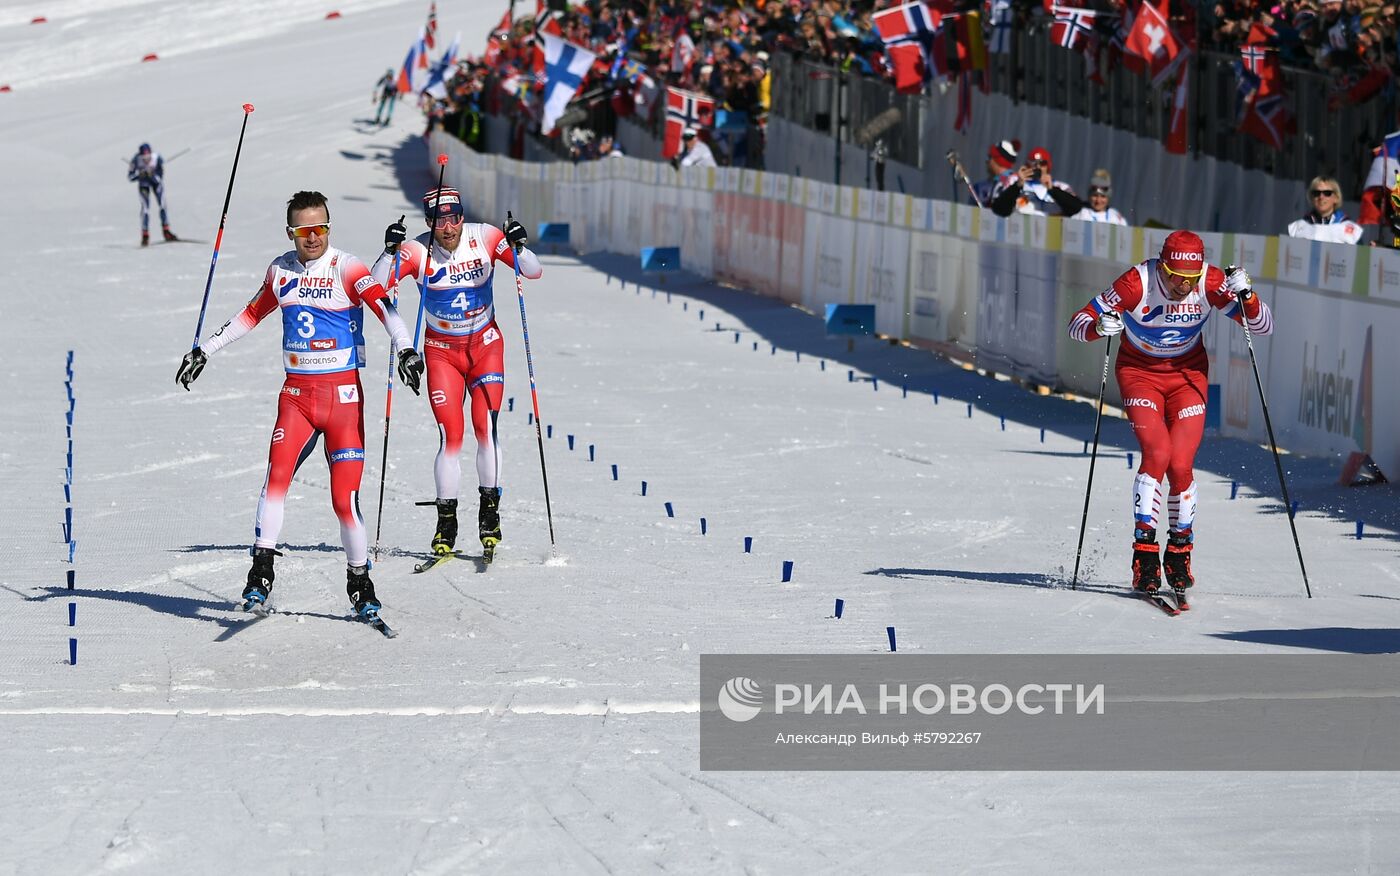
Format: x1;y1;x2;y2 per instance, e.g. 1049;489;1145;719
431;498;458;556
347;564;382;618
241;547;280;611
141;230;150;247
479;486;502;563
1164;530;1194;609
1130;528;1162;594
162;224;178;242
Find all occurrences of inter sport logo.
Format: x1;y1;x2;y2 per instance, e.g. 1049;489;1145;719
717;677;763;722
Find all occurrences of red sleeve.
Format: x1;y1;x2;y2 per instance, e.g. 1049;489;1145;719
341;255;389;311
484;225;518;270
1360;185;1387;226
1069;265;1143;340
244;265;280;323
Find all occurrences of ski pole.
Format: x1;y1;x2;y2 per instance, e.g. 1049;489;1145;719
190;104;254;351
413;154;450;350
372;228;404;564
945;150;983;208
1230;270;1311;597
509;211;557;555
1071;335;1114;590
165;147;192;164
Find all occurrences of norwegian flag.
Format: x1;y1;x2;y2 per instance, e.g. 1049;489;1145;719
1239;92;1294;149
872;1;942;94
663;86;715;159
1050;5;1098;51
425;1;438;51
1123;0;1185;86
1240;22;1281;96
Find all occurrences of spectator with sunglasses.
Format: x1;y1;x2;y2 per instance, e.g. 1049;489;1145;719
174;191;423;622
372;188;543;563
1067;231;1274;603
1287;175;1363;243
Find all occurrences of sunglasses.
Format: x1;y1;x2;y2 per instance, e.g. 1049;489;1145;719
1161;263;1204;281
1310;189;1336;197
430;213;464;229
1089;187;1110;197
288;223;330;238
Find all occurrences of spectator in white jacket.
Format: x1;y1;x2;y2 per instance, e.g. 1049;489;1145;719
674;128;717;169
1288;176;1363;244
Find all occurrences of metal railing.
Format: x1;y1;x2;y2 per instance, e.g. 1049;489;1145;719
772;31;1396;198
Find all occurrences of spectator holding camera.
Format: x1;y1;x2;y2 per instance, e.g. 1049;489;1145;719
989;147;1076;217
1288;175;1363;243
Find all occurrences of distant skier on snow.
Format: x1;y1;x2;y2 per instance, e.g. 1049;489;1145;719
127;143;179;246
371;187;542;564
1067;230;1274;606
175;191;425;622
372;68;397;126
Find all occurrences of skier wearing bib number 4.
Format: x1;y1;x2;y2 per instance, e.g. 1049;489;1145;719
371;187;542;564
1068;230;1273;606
175;191;426;623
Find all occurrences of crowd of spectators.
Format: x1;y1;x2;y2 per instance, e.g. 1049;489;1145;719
1207;0;1399;100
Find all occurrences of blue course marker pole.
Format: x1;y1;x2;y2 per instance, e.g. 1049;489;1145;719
834;598;844;619
508;397;514;412
66;570;74;590
1127;452;1134;468
967;403;973;418
567;434;574;451
886;627;897;652
1230;480;1239;499
68;603;76;626
641;480;648;497
700;517;707;535
743;536;753;553
665;501;674;518
1357;520;1365;540
781;560;794;582
1040;428;1046;443
588;444;595;461
611;464;618;481
69;638;77;666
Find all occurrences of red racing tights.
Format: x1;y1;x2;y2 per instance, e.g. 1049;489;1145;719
254;372;368;566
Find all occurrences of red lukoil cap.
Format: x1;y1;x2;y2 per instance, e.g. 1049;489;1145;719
1159;230;1205;277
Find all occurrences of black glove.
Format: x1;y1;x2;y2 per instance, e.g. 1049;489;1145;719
504;217;529;250
384;215;407;254
397;348;425;395
177;348;207;390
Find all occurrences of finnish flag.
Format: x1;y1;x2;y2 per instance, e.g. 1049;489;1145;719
540;32;596;134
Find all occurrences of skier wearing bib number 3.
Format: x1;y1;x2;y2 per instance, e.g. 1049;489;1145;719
371;187;542;563
1068;230;1273;602
175;191;426;621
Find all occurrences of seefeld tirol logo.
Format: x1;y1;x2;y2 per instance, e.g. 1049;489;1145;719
717;677;763;722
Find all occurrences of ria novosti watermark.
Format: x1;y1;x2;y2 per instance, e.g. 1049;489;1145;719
700;655;1400;771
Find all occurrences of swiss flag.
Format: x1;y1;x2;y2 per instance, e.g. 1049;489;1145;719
663;86;715;159
1123;0;1185;86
